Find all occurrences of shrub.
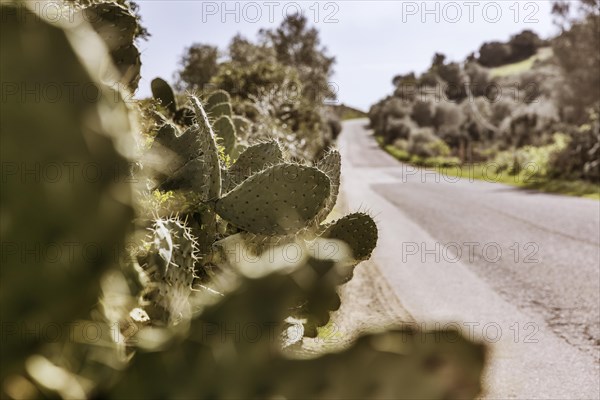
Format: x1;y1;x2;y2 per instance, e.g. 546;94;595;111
508;30;543;62
433;102;464;131
465;62;492;98
383;96;411;119
500;100;559;147
383;116;415;145
493;133;569;178
549;110;600;181
327;116;343;140
478;41;512;67
407;127;450;158
411;100;435;126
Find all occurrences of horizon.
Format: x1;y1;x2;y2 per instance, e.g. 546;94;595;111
135;1;558;110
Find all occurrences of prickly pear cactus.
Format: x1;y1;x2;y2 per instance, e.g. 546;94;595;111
109;262;486;399
233;115;252;140
78;2;141;91
209;102;233;118
150;77;195;127
225;140;284;192
314;149;342;224
190;96;222;200
2;8;487;394
216;164;331;235
213;115;237;157
151;77;177;115
206;89;232;111
138;218;199;326
1;0;134;385
321;212;378;264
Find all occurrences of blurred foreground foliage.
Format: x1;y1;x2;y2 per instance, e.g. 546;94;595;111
1;2;485;399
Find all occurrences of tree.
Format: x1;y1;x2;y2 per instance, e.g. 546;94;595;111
508;30;542;61
552;0;600;122
478;41;512;67
176;44;219;92
260;14;336;102
228;34;275;65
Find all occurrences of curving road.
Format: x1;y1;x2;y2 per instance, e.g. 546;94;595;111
338;119;600;399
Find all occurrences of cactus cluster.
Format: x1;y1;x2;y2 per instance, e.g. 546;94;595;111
142;83;380;335
1;3;485;399
111;268;486;399
1;1;135;393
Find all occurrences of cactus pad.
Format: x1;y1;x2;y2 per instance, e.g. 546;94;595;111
206;90;231;110
209;102;233;118
80;2;141;91
213;115;237;157
232;115;251;139
151;77;177;115
225;140;283;192
149;125;198;178
314;149;341;224
216;164;331;235
321;213;378;262
190;95;222;200
140;218;199;325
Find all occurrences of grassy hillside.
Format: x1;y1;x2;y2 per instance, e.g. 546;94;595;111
490;47;554;77
328;104;367;120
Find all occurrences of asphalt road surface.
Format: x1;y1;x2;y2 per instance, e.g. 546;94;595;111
338;119;600;399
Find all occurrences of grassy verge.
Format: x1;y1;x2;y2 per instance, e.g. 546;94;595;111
377;137;600;200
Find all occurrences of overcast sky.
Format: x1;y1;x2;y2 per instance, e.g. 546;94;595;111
135;1;558;110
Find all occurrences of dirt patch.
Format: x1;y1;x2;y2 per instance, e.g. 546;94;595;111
297;259;414;356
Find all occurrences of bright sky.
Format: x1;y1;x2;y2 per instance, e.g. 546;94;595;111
135;1;558;110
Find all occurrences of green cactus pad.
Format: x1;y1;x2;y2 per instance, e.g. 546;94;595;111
151;77;177;115
151;125;198;175
216;164;331;235
321;212;378;262
314;149;341;224
140;218;199;325
81;3;137;45
232;115;251;139
225;141;283;192
213;115;237;157
111;268;485;399
209;102;233;118
190;95;222;200
80;3;141;91
156;121;180;140
1;3;135;381
206;90;231;110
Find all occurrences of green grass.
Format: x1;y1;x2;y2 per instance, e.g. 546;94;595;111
377;136;600;200
376;137;461;168
490;47;553;77
433;164;600;200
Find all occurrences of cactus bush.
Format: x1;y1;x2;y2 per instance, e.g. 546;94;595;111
1;2;486;399
1;0;135;392
77;2;142;91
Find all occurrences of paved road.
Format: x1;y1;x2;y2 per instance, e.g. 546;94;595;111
338;119;600;399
